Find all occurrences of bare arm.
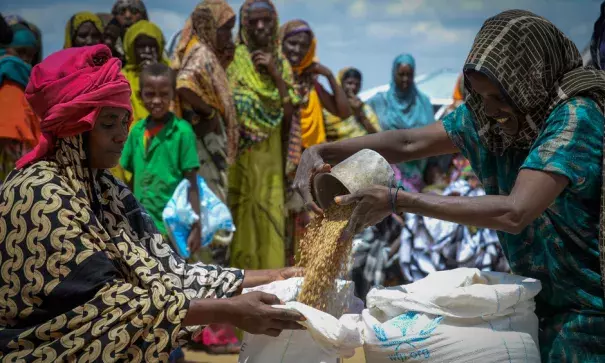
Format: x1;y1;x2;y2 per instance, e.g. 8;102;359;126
397;169;568;234
355;107;378;134
316;76;352;119
185;170;202;254
318;121;458;165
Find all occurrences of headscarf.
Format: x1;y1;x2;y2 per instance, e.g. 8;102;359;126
17;45;132;169
462;10;605;295
280;19;325;148
590;1;605;70
3;15;42;66
0;46;243;361
122;20;170;123
0;25;36;88
324;67;381;141
172;0;238;164
367;54;434;131
227;0;299;152
111;0;149;20
63;12;104;49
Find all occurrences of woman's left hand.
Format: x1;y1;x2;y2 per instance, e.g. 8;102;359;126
307;62;332;77
335;185;393;241
187;222;202;254
274;267;304;281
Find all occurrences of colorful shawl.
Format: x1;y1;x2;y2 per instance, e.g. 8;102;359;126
227;0;298;152
280;19;325;148
172;0;238;164
63;12;104;48
0;44;245;361
122;20;170;124
462;9;605;296
324;67;381;141
367;54;434;131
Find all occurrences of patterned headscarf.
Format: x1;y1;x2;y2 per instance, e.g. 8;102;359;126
227;0;299;151
63;12;104;49
463;10;605;297
172;0;238;164
463;10;605;155
367;54;435;131
111;0;149;20
279;19;317;75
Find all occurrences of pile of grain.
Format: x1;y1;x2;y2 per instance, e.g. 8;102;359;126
297;204;355;312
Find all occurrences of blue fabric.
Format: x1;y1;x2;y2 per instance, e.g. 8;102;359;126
0;51;32;88
367;54;434;131
6;27;37;48
442;97;605;362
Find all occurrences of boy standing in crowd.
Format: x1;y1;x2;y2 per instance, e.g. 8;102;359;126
121;63;202;254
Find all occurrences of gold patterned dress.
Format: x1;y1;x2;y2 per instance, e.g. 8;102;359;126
0;135;244;361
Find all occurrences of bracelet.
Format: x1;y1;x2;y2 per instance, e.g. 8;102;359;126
389;186;396;214
393;186;405;214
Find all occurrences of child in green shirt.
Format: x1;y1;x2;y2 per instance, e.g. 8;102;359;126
120;63;202;254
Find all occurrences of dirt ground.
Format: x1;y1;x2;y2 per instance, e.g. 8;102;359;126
184;348;366;363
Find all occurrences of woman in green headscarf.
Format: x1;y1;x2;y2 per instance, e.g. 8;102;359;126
63;12;104;48
227;0;298;270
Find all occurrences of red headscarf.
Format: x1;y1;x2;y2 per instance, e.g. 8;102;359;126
17;44;132;169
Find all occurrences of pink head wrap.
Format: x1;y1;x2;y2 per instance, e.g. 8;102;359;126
17;44;132;169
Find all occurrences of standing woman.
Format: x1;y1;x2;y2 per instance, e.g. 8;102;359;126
280;19;351;149
294;10;605;361
227;0;298;270
367;54;435;192
172;0;238;205
0;24;40;182
324;67;381;142
63;12;104;48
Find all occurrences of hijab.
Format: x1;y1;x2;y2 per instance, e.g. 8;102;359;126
227;0;298;151
280;19;324;148
122;20;170;123
63;12;104;48
0;25;36;88
367;54;434;131
172;0;238;164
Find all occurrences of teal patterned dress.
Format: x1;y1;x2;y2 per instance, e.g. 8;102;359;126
442;97;605;362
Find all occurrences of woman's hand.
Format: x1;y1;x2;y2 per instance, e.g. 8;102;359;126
335;185;392;241
348;95;364;114
241;267;304;289
274;267;304;281
251;50;279;80
293;146;332;214
307;62;332;78
227;292;306;337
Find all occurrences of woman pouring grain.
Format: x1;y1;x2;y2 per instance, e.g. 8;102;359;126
293;10;605;362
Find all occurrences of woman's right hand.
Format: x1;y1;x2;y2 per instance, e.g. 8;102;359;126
293;146;332;214
226;292;306;337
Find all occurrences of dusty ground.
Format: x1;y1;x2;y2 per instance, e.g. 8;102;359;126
184;348;366;363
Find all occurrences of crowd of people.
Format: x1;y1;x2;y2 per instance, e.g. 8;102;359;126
1;0;605;361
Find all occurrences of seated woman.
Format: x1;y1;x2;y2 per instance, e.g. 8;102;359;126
0;44;304;360
294;10;605;361
367;54;435;192
280;19;351;149
63;11;104;48
324;67;381;142
0;23;40;182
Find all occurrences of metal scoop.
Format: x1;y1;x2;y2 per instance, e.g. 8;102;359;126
312;149;395;210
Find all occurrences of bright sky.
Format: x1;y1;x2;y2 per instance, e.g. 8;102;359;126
1;0;601;90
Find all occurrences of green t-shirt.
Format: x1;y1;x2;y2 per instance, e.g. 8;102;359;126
121;113;200;234
443;97;605;361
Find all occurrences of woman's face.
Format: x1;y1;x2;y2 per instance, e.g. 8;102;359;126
88;107;130;169
73;21;102;47
6;46;36;65
282;31;311;67
394;63;413;93
466;71;521;136
342;76;361;96
116;6;144;29
134;35;160;67
217;17;236;67
247;7;274;48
